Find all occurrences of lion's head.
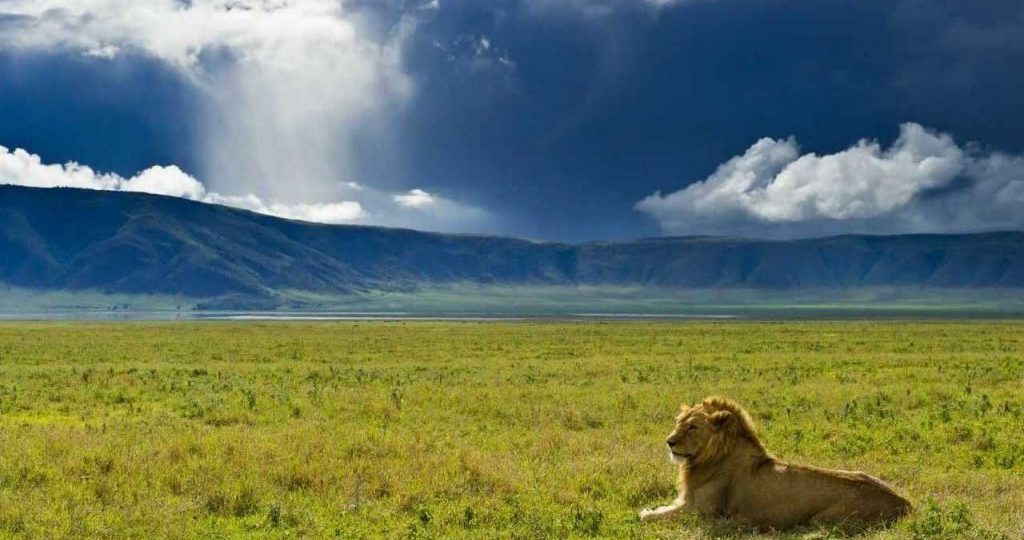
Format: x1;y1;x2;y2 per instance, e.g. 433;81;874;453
665;396;767;465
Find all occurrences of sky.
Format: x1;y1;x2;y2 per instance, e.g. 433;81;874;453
1;0;1023;241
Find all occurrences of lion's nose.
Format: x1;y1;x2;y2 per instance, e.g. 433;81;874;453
666;439;677;447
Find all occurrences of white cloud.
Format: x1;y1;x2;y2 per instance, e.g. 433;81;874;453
377;187;490;232
83;44;119;59
0;145;491;232
394;188;437;208
636;123;1024;238
0;145;362;224
121;165;207;200
269;202;367;223
203;193;368;224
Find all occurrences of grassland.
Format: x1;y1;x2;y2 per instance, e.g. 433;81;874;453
7;284;1024;317
0;322;1021;539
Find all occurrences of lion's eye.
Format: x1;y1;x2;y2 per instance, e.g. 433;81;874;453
686;425;697;432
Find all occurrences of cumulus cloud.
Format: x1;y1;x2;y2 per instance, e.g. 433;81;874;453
636;123;1024;238
0;145;364;224
0;145;489;232
394;188;437;208
121;165;208;200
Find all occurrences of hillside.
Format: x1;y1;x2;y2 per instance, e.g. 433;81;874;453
2;186;1024;303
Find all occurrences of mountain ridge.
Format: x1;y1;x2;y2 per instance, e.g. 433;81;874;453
2;185;1024;301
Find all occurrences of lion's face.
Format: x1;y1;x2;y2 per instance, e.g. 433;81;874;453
665;404;733;464
665;406;708;463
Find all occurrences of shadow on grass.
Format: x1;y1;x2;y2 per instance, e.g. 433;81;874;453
645;499;1012;539
686;518;893;539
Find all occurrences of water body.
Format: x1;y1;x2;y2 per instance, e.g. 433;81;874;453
1;309;1021;321
0;310;737;321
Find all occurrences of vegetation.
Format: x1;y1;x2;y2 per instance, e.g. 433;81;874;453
0;321;1021;539
4;186;1024;306
6;283;1024;317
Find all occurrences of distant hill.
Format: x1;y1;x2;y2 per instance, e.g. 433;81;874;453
2;185;1024;303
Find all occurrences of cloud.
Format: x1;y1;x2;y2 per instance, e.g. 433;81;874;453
0;144;362;224
636;123;1024;238
394;188;437;208
1;145;490;232
434;33;516;72
121;165;207;200
524;0;701;18
377;188;489;231
0;0;415;204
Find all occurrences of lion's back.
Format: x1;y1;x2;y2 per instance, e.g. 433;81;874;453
727;460;912;529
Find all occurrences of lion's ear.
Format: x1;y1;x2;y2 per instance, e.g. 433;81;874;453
708;410;733;429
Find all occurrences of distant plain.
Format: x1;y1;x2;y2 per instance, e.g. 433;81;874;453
5;284;1024;321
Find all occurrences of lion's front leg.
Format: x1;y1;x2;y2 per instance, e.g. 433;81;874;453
639;499;685;522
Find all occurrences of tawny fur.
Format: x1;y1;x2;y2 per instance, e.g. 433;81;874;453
639;396;912;530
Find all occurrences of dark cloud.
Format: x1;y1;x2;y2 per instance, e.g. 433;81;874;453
1;0;1023;240
0;50;201;177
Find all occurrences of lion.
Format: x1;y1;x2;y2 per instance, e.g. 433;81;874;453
639;397;912;530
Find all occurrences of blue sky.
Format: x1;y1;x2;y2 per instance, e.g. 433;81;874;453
1;0;1023;241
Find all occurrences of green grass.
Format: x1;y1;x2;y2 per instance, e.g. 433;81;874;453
0;322;1021;539
7;284;1024;317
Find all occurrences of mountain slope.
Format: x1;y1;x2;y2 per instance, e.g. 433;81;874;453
2;185;1024;300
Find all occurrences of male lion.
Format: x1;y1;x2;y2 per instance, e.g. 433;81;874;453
639;397;912;530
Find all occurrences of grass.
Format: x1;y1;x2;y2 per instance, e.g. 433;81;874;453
0;321;1021;539
7;284;1024;317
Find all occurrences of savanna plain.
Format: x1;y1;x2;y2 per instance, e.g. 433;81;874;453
0;321;1021;539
